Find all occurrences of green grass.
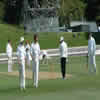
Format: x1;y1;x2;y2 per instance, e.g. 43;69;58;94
0;56;100;100
0;24;87;53
0;56;89;73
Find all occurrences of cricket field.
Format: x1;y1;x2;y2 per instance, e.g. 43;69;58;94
0;56;100;100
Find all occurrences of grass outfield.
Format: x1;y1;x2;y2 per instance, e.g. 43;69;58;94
0;56;100;100
0;24;87;52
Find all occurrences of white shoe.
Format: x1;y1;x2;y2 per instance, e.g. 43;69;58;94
63;77;67;80
35;84;38;88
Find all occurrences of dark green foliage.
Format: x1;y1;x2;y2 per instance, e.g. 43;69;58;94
0;0;100;25
0;0;86;25
85;0;100;23
59;0;86;27
3;0;23;24
93;33;100;44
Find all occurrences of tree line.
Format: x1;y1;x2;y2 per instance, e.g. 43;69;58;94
0;0;100;25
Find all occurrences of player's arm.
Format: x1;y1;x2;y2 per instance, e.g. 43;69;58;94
24;47;27;61
93;39;96;55
16;47;20;64
30;44;34;60
38;44;41;59
66;44;68;62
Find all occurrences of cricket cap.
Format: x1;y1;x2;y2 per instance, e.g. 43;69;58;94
60;36;64;41
20;37;24;42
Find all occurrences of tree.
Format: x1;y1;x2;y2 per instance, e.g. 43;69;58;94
85;0;100;23
4;0;23;24
59;0;86;27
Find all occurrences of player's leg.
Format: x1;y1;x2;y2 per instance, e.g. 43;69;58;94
10;57;13;72
88;55;92;73
61;58;65;79
92;56;96;72
60;58;63;78
19;63;22;88
8;58;10;72
19;62;24;89
22;60;25;89
8;57;12;72
63;58;66;79
32;61;36;86
35;60;39;88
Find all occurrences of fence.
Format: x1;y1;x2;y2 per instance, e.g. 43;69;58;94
0;45;100;64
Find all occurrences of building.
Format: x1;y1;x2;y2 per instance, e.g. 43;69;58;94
24;0;60;32
70;21;98;32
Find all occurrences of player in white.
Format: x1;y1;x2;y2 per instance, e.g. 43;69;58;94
25;40;32;70
6;40;13;72
59;36;68;79
40;50;48;64
88;33;96;73
30;34;40;88
17;37;26;90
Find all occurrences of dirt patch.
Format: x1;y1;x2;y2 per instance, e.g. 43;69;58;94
0;71;72;80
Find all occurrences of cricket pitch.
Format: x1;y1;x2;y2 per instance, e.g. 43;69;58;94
0;71;72;80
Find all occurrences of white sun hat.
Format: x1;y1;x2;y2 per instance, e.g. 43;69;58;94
60;36;64;41
20;37;24;42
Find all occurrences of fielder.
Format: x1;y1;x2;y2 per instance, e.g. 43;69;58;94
88;33;96;73
6;40;13;72
17;37;26;90
59;36;68;79
30;34;40;88
40;50;48;64
25;40;32;70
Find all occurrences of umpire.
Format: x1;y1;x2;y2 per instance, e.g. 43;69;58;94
59;36;68;79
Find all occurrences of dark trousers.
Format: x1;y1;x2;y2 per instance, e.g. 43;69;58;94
61;57;66;78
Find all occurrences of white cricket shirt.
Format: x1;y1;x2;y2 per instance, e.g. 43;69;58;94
30;42;40;59
59;41;68;58
6;43;13;57
88;37;96;56
17;44;26;60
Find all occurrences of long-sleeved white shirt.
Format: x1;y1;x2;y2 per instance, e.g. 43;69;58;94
17;44;26;60
59;41;68;58
6;43;13;57
88;36;96;56
30;42;40;60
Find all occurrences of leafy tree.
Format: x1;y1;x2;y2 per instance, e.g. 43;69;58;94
59;0;86;27
85;0;100;23
4;0;23;24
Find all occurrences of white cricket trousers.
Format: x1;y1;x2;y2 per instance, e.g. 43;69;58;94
8;57;13;72
19;60;25;89
88;55;96;73
32;59;39;87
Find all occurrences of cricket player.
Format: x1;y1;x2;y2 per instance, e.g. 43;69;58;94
25;40;32;70
88;33;96;73
40;50;48;64
6;40;13;72
17;37;26;90
59;36;68;79
30;34;40;88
